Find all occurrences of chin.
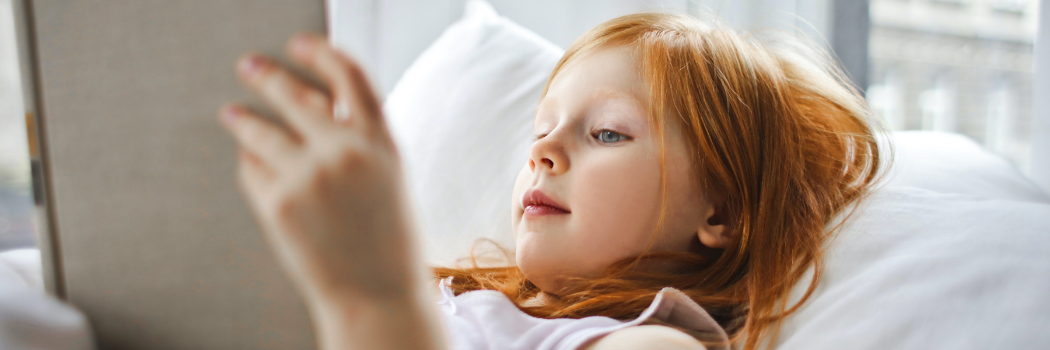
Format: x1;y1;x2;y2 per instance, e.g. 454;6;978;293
516;253;567;295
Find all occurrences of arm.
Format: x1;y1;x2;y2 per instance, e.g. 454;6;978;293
218;34;445;350
581;325;706;350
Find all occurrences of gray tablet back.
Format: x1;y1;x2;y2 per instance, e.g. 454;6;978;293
22;1;324;348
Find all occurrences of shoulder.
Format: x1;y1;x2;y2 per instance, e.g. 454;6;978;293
579;325;706;350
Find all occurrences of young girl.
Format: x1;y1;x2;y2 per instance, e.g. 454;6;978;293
218;12;880;350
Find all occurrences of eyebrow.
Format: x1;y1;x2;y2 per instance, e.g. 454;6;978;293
590;88;645;106
587;88;648;121
534;87;646;123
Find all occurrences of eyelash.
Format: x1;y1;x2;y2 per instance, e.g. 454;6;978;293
532;129;632;143
593;129;631;144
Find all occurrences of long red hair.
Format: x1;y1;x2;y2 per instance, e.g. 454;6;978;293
435;12;883;350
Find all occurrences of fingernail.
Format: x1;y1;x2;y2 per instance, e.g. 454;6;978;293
291;34;315;57
239;55;266;76
222;105;242;125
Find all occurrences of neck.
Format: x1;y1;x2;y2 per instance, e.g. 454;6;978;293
524;290;561;307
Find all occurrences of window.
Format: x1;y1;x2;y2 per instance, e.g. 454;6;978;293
867;0;1039;171
0;0;36;251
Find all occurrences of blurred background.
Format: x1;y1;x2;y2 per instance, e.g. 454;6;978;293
0;0;1043;252
0;0;36;252
866;0;1039;170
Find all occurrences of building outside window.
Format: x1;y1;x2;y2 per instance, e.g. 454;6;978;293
867;0;1039;171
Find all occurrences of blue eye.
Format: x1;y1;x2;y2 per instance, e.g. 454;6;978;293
595;130;628;144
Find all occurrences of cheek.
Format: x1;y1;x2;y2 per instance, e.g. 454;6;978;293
657;152;706;248
510;164;530;229
571;150;664;260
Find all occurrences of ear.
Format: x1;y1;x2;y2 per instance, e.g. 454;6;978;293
697;201;731;249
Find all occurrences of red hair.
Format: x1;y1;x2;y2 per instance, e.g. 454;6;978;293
435;12;883;350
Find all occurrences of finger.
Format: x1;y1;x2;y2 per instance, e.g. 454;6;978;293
288;34;383;128
219;104;299;168
236;53;332;135
237;149;274;209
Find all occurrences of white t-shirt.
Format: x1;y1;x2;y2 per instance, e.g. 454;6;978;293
437;277;730;350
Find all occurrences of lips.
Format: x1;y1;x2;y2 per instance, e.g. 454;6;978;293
522;189;570;217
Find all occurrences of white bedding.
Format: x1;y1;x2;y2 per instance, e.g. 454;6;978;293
0;249;92;350
886;131;1050;204
775;188;1050;349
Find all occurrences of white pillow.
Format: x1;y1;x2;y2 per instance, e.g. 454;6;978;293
0;249;93;350
885;131;1050;204
0;249;43;291
775;187;1050;349
382;0;563;265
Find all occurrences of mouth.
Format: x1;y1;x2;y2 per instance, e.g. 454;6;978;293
522;189;570;218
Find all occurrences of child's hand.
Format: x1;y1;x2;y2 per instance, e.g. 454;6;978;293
218;34;418;305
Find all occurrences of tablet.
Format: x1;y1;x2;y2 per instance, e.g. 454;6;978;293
19;1;326;348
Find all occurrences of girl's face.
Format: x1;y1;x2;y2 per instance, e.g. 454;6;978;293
511;45;727;295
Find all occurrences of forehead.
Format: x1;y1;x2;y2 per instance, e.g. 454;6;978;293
539;45;646;114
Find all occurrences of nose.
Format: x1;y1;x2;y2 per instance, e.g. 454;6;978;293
528;130;570;175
